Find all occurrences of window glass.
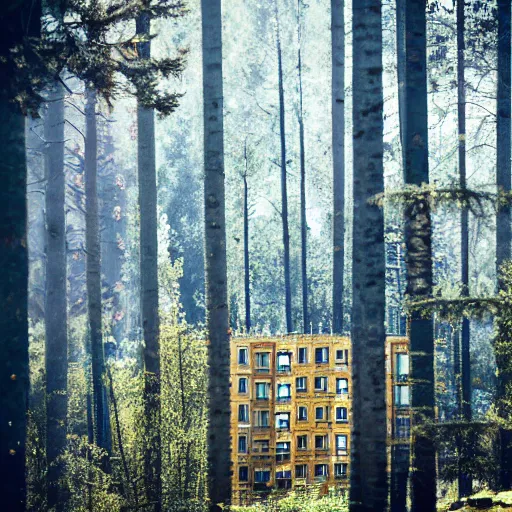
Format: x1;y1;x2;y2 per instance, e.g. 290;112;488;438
335;349;348;362
277;352;291;371
314;464;328;476
254;470;271;483
315;407;324;420
277;383;291;400
255;410;269;427
315;376;328;391
396;353;409;381
295;465;307;478
296;376;307;391
395;416;411;438
255;382;269;399
336;407;348;422
276;412;290;429
238;348;248;365
336;434;347;451
238;436;247;453
298;406;307;421
336;378;349;394
394;385;410;406
298;347;307;364
297;435;307;449
315;347;329;363
334;463;348;478
315;435;326;449
276;470;292;479
256;352;270;368
238;378;248;394
253;439;269;452
238;404;249;423
239;466;248;481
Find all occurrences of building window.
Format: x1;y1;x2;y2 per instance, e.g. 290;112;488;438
297;435;308;450
296;376;307;392
238;404;249;423
315;435;328;450
238;348;248;365
334;463;348;479
336;407;348;423
255;382;269;400
395;416;411;438
255;352;270;371
238;436;247;453
238;377;248;394
239;466;248;482
298;347;308;364
336;434;347;454
255;410;269;427
276;412;290;430
298;405;308;421
276;442;291;462
295;464;307;479
396;353;409;382
336;378;349;395
277;383;291;402
254;470;271;483
315;347;329;364
253;439;270;453
314;464;328;479
277;352;291;372
394;385;410;407
276;470;292;489
314;376;328;392
335;349;348;363
315;406;325;421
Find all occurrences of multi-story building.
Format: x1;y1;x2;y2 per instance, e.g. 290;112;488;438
230;334;409;504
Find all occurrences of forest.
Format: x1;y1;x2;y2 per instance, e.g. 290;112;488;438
1;0;512;511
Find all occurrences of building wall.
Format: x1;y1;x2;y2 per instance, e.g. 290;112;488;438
230;334;409;504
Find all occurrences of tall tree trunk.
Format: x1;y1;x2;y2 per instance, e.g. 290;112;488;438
297;0;308;333
99;124;126;348
0;4;40;508
85;88;111;454
404;2;436;510
332;0;345;335
497;0;512;491
275;3;293;333
44;81;69;510
136;13;162;511
456;0;472;498
243;141;251;333
0;93;29;512
349;1;387;510
390;3;409;510
201;0;231;508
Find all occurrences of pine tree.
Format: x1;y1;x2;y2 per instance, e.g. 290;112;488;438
332;0;345;335
404;1;437;509
136;12;162;510
201;0;231;508
350;0;387;510
43;81;69;509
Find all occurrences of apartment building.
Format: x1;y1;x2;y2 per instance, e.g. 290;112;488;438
230;334;409;504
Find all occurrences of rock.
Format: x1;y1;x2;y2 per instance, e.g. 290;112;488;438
467;497;494;509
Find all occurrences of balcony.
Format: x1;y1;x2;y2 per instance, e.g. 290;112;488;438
276;396;291;403
277;365;291;373
256;367;271;374
396;373;408;383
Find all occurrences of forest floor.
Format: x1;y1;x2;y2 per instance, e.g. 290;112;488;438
438;491;512;510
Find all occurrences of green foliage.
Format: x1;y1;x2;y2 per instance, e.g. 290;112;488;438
425;421;499;487
230;488;348;512
1;0;187;115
